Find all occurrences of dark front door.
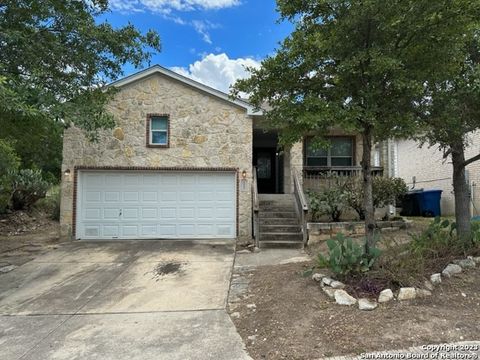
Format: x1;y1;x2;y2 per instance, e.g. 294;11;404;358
254;148;276;194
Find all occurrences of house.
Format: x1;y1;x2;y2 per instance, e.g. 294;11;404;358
59;65;387;245
394;137;480;217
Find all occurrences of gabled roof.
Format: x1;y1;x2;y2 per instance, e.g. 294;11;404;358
109;65;262;116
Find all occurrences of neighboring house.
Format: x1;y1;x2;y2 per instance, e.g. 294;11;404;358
394;137;480;217
59;65;386;244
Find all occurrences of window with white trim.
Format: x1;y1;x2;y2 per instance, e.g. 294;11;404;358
149;115;169;146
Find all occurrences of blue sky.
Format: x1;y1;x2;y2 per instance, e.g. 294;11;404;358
104;0;292;92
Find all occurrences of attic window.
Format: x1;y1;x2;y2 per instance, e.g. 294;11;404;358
147;114;170;147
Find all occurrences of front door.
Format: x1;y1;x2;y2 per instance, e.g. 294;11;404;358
254;148;276;194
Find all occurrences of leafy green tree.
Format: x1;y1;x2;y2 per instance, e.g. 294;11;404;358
0;139;20;213
418;36;480;240
0;0;161;136
233;0;479;253
1;113;63;182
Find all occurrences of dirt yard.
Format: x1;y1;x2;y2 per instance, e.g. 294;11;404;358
0;210;61;267
231;261;480;359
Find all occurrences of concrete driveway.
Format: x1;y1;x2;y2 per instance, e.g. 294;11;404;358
0;240;251;360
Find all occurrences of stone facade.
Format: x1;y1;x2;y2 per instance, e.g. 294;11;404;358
60;72;253;240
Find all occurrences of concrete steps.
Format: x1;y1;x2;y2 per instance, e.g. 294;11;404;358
257;194;303;248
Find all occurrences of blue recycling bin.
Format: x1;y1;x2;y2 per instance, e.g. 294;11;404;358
417;189;442;217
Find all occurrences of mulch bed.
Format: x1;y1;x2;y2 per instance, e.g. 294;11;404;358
231;261;480;360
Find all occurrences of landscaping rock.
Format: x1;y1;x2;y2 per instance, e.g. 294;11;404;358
358;298;378;311
453;258;476;269
312;273;326;282
247;335;257;342
471;256;480;264
424;280;434;291
246;304;256;309
378;289;394;303
416;289;432;298
334;290;357;306
0;265;17;273
442;264;463;278
330;280;346;289
322;277;334;286
230;312;240;319
322;286;337;299
398;287;416;301
430;273;442;285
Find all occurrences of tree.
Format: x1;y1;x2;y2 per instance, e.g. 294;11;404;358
419;35;480;240
233;0;479;253
1;113;63;182
0;0;161;136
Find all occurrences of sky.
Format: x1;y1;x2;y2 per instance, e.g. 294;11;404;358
103;0;293;93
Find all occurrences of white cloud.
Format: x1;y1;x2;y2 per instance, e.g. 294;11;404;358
109;0;241;13
191;20;219;44
171;53;260;93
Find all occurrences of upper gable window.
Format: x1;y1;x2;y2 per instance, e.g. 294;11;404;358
147;114;169;147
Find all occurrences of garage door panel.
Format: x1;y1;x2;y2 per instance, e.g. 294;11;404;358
105;192;121;202
78;171;236;239
142;208;158;219
143;174;158;186
123;192;140;202
84;208;101;220
142;192;158;202
103;208;120;220
141;225;157;236
124;175;141;186
103;225;119;237
159;225;176;236
122;208;139;219
122;225;139;237
85;191;101;202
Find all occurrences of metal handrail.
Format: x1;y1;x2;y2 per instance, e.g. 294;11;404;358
252;166;260;247
293;170;309;246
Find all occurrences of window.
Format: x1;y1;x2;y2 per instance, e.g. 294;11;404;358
147;114;169;147
306;137;354;167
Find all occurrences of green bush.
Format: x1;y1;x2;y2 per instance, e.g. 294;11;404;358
409;217;458;256
307;185;347;222
34;185;60;220
11;169;50;210
317;233;381;276
0;139;20;213
344;176;408;220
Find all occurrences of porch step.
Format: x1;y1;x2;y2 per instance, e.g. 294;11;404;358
259;218;300;225
259;225;301;233
259;211;297;219
257;194;303;249
259;232;303;241
259;205;297;211
258;240;304;249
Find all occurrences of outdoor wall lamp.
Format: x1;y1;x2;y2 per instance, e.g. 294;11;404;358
64;169;71;177
241;170;247;179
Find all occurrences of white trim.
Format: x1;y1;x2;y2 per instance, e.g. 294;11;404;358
110;65;262;116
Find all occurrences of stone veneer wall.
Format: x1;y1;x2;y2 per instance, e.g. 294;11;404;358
60;73;253;240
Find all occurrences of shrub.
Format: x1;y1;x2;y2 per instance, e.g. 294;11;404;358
0;139;20;213
317;233;381;276
11;169;50;210
307;185;347;222
34;185;60;220
344;176;408;220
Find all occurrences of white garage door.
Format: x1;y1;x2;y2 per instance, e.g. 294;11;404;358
76;171;236;239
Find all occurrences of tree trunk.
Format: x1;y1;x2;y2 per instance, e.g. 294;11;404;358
362;127;376;254
451;145;471;240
